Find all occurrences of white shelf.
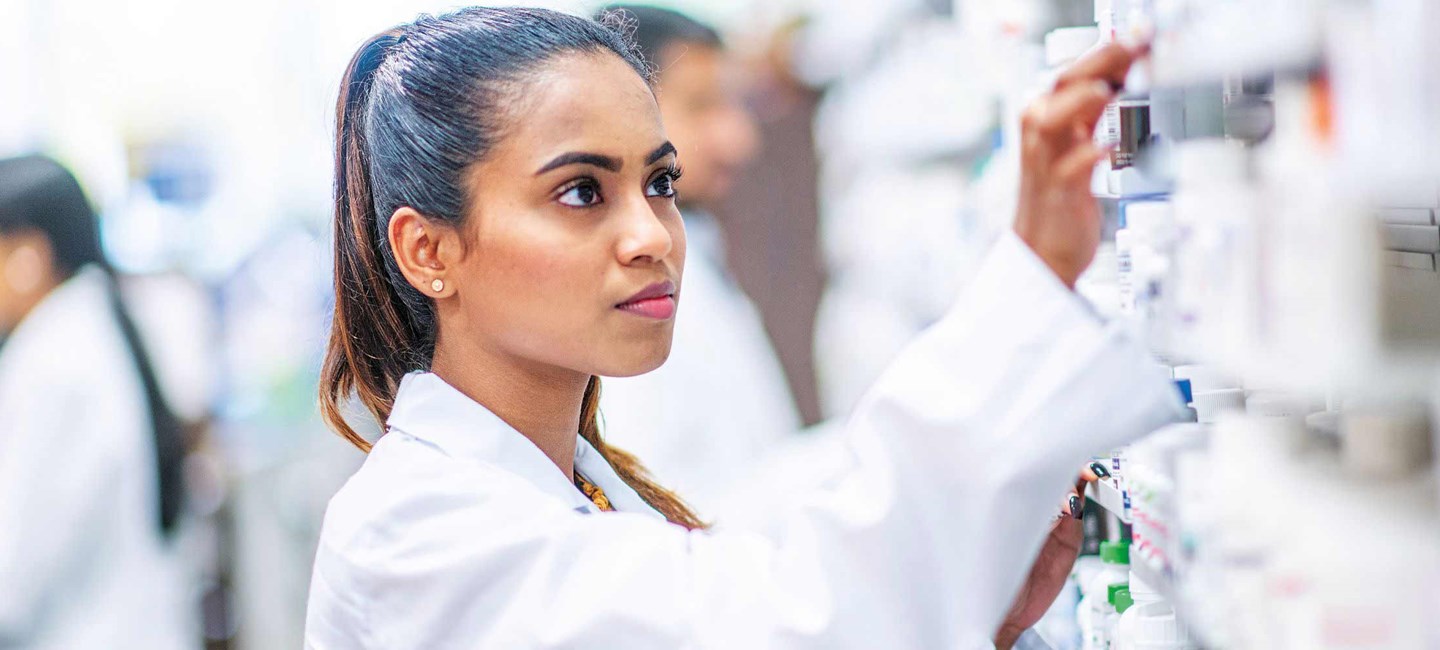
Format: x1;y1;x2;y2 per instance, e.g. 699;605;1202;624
1086;479;1130;524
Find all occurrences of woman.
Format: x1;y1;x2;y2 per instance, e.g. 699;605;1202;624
307;8;1180;649
0;155;192;649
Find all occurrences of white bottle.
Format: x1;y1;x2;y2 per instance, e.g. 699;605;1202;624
1079;541;1131;650
1111;572;1196;650
1095;583;1131;649
1116;228;1136;314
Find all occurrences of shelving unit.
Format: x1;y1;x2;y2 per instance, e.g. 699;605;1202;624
1085;478;1129;524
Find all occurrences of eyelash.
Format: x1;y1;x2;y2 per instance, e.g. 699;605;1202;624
555;164;684;208
651;164;684;198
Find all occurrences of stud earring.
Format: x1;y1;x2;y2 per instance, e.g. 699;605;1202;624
431;278;444;292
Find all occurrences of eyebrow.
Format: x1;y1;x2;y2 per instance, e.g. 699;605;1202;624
534;141;677;176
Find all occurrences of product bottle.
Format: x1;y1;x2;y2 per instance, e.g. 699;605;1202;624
1079;541;1132;649
1112;575;1197;650
1092;583;1132;649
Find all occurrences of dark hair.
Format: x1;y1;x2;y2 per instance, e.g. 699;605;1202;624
0;154;186;536
320;7;704;529
597;5;722;68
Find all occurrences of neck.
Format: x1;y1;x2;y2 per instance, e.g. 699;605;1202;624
429;327;590;480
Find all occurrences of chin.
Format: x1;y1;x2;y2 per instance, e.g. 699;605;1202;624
595;338;674;378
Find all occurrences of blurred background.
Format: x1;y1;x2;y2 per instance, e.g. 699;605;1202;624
1;0;1437;648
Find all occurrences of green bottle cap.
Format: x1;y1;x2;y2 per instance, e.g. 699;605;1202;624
1099;541;1131;565
1111;586;1134;613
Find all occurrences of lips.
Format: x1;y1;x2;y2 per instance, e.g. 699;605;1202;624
616;280;677;320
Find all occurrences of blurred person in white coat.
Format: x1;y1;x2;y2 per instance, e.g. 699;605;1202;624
791;0;1008;418
595;5;803;519
306;9;1175;649
0;155;195;649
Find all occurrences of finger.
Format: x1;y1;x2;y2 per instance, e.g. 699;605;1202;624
1080;460;1112;484
1054;143;1109;182
1032;81;1114;141
1056;42;1146;93
1052;510;1083;544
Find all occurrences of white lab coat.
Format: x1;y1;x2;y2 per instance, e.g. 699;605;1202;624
600;212;802;518
305;233;1186;649
0;267;194;650
807;20;1003;419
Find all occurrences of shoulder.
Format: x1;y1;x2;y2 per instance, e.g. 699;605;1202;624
0;275;131;392
308;432;615;647
0;287;137;437
319;431;578;556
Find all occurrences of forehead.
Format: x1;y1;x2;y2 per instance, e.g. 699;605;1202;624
493;52;665;167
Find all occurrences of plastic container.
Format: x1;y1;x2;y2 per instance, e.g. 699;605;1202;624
1340;403;1432;478
1079;541;1132;650
1171;364;1238;394
1112;601;1198;650
1090;583;1132;650
1113;572;1196;649
1191;388;1245;423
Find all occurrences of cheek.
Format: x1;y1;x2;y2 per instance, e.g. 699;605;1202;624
463;216;608;342
670;219;687;264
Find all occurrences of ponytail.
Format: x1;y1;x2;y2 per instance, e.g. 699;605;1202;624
320;29;425;452
580;377;707;530
319;10;707;529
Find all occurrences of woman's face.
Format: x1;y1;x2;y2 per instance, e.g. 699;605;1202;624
439;52;686;378
0;231;55;336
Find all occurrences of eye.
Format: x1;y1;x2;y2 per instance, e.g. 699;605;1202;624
646;165;683;199
557;179;603;207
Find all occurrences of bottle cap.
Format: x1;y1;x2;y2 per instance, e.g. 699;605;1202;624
1173;379;1193;404
1100;540;1131;565
1123;201;1174;236
1107;583;1130;607
1112;586;1134;613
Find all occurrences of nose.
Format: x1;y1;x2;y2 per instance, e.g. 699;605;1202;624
614;198;675;266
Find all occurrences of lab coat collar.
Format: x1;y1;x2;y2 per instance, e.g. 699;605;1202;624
386;372;665;520
7;263;103;327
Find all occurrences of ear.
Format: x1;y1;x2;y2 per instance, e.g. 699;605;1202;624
387;207;461;299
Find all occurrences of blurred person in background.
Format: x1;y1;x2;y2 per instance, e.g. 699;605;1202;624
306;7;1178;648
594;5;802;520
793;0;1007;419
0;155;195;649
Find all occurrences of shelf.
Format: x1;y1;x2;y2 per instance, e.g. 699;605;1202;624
1086;479;1130;524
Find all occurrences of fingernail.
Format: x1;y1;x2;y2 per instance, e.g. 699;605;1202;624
1068;494;1084;520
1089;461;1111;479
1093;80;1115;97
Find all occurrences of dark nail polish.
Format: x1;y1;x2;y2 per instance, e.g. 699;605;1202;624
1089;461;1111;479
1068;494;1084;520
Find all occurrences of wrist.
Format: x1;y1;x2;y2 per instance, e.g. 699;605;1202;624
993;623;1025;650
1011;226;1081;289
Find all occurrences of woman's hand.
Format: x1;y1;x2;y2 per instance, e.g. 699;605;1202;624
993;462;1112;650
1013;43;1147;288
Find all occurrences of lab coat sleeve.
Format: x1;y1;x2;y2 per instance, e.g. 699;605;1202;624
308;232;1185;650
0;378;113;641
